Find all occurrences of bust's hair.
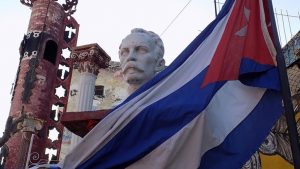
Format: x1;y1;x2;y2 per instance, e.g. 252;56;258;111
129;28;165;60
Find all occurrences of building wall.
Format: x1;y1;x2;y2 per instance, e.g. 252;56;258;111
60;61;129;159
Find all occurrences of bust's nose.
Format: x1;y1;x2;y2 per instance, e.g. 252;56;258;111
127;50;137;62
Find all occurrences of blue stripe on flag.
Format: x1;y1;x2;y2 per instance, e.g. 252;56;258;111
199;90;282;169
239;58;281;90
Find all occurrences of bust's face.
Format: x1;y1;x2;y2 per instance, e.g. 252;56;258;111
119;33;158;87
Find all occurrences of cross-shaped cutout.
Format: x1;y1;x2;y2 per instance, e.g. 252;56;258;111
45;148;57;162
65;26;76;39
51;104;63;121
51;104;59;121
58;64;70;80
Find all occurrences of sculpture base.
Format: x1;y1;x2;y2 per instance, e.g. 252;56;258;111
60;110;109;137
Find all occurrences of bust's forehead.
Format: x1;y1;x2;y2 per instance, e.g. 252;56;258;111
120;33;155;49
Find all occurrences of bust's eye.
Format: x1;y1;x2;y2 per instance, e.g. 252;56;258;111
136;46;148;54
120;48;129;57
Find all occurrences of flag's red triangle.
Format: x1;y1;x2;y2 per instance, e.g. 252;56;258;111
201;0;275;88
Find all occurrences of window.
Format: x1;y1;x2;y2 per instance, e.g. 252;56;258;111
43;40;57;65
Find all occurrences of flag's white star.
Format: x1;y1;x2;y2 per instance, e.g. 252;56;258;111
235;7;251;37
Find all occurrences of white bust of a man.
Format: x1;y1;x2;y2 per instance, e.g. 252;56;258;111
119;28;165;94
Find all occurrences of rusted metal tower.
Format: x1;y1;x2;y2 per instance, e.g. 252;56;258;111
3;0;79;168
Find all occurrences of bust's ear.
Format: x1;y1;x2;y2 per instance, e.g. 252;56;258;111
155;58;165;72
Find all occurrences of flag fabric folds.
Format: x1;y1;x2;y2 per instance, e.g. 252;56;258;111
60;0;282;168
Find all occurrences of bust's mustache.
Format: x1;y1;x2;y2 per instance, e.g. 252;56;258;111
122;62;144;74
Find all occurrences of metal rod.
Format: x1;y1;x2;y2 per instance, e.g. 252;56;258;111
214;0;218;18
274;12;300;18
217;0;221;14
286;10;293;39
280;9;288;44
25;134;34;169
274;8;282;45
267;1;300;168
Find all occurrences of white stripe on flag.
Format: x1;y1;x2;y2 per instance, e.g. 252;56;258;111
126;81;265;169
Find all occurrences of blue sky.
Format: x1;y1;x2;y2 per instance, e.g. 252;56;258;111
0;0;299;136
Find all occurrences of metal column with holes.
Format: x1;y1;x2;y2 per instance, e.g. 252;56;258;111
4;0;79;168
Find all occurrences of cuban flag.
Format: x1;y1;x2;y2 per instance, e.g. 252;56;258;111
59;0;282;168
